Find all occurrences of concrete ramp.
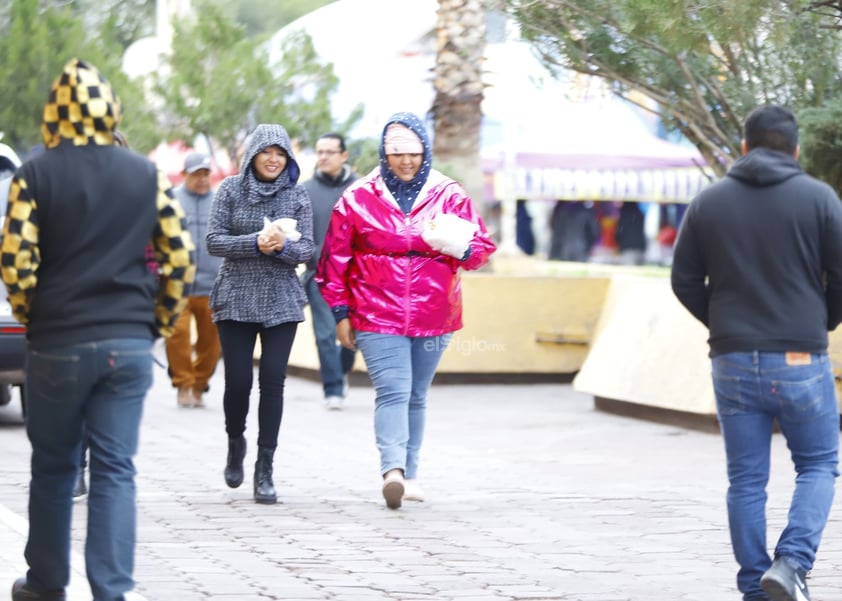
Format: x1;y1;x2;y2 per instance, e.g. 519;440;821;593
573;276;718;430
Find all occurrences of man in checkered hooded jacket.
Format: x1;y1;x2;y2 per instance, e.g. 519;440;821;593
2;58;195;601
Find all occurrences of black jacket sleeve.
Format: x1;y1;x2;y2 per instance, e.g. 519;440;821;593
670;207;709;327
821;193;842;330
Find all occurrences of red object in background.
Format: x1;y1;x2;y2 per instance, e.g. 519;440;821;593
657;225;677;246
592;203;619;250
148;140;237;188
600;216;618;250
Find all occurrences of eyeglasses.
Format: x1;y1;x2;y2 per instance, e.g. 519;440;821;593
316;149;342;156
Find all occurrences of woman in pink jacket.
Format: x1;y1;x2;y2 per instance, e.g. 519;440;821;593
317;112;496;509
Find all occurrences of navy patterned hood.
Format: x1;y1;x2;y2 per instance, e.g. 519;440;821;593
379;112;433;214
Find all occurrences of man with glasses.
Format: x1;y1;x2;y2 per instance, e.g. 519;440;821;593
302;133;359;410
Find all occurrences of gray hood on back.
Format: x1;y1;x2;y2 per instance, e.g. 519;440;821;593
727;147;802;187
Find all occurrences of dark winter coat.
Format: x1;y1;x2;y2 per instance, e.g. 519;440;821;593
207;124;314;326
671;147;842;356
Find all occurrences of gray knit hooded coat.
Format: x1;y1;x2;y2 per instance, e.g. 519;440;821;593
207;124;314;326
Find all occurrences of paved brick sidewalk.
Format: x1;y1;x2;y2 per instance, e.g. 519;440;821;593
2;341;842;600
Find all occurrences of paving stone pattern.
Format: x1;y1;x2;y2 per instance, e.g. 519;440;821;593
2;341;842;600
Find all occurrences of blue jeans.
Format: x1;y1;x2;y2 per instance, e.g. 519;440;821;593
23;338;152;601
712;351;839;601
355;331;452;479
303;271;356;397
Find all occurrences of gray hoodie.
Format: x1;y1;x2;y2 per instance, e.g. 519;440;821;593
302;164;359;271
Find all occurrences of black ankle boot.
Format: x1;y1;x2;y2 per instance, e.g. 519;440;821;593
12;577;66;601
254;446;277;504
224;435;246;488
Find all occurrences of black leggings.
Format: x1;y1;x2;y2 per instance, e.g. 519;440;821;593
216;320;298;449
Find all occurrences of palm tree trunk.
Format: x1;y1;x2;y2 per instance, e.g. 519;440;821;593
431;0;487;214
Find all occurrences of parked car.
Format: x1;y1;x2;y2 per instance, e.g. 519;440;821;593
0;296;25;414
0;141;20;177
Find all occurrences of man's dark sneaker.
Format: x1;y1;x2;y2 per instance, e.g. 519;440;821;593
760;556;810;601
11;577;66;601
72;469;87;501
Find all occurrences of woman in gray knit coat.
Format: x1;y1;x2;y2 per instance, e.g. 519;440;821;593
207;123;314;504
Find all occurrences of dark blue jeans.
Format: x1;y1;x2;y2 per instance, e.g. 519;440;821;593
23;338;152;601
302;271;355;397
216;320;297;449
712;351;839;601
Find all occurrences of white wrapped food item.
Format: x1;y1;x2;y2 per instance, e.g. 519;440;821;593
262;216;301;243
421;213;477;259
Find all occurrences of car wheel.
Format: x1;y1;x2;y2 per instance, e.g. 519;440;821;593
18;383;25;418
0;384;10;406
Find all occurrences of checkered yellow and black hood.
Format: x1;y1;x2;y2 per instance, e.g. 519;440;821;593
41;58;121;149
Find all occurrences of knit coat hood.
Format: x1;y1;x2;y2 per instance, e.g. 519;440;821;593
239;123;301;200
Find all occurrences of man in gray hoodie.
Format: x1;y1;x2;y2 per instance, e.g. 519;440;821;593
302;133;359;410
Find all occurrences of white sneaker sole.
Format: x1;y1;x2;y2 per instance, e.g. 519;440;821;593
324;396;344;411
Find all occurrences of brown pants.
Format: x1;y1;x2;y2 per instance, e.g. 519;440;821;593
165;295;221;393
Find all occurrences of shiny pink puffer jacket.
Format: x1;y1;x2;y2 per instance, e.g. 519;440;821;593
316;168;496;337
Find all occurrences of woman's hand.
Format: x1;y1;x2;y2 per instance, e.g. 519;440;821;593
257;223;287;255
336;318;356;350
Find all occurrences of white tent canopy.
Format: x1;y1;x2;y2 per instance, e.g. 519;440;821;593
272;0;713;204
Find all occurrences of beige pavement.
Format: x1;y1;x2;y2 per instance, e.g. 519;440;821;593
1;340;842;600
